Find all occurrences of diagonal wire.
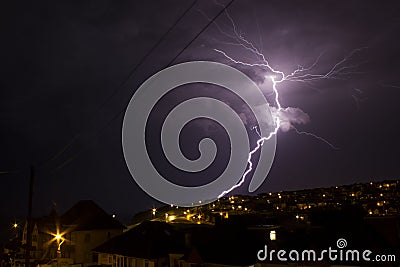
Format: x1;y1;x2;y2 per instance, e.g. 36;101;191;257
40;0;199;170
50;0;236;173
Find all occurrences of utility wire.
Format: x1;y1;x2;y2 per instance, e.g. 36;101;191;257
40;0;198;170
166;0;234;67
50;0;235;173
0;169;23;175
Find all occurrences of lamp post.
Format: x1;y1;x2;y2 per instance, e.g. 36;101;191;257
13;223;18;238
54;232;65;267
55;234;64;257
12;223;18;267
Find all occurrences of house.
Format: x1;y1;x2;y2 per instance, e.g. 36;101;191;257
93;221;185;267
60;200;126;266
93;220;266;267
16;208;62;265
5;200;125;267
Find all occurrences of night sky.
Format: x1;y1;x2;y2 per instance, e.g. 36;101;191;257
1;0;400;230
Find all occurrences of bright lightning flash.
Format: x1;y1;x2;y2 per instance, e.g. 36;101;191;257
214;10;365;198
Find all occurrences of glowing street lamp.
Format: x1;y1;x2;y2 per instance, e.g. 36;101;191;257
12;223;18;238
56;234;64;249
51;231;65;259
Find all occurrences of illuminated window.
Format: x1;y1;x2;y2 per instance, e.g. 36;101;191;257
270;230;276;241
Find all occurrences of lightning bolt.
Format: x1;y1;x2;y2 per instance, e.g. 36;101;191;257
217;75;281;198
213;8;366;198
290;125;339;150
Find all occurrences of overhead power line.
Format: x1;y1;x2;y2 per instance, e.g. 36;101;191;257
40;0;199;170
50;0;236;173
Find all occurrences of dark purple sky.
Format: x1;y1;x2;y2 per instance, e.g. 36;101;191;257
1;0;400;227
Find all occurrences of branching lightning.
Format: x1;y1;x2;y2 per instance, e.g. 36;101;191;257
290;125;339;150
213;8;366;198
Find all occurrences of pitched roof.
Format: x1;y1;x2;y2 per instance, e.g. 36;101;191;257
61;200;125;231
93;221;185;259
25;208;60;234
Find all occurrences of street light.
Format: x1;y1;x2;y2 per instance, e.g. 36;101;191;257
56;234;64;248
11;223;18;239
54;233;64;267
53;231;65;259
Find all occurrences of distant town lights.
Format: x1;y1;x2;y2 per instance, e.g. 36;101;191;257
141;181;396;225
